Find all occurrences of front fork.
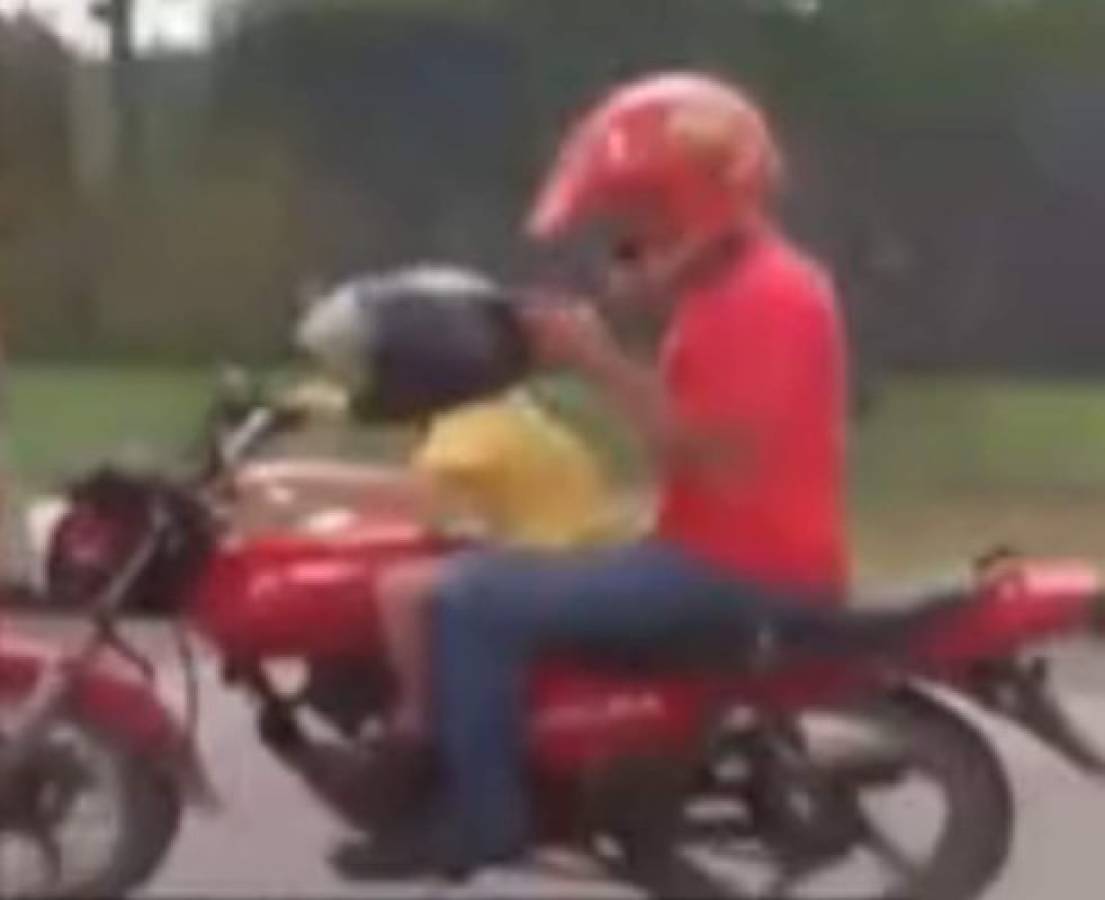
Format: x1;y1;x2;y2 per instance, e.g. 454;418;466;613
0;619;136;790
0;658;78;791
0;653;220;813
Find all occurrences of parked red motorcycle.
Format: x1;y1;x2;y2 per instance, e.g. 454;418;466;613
5;373;1105;899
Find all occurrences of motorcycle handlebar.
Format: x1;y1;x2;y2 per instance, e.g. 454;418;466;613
198;395;305;489
218;406;281;470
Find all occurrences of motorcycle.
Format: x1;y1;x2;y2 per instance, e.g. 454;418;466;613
6;370;1105;899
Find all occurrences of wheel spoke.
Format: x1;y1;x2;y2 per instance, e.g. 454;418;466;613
639;850;750;900
763;860;819;898
0;822;63;898
863;818;923;887
25;821;64;886
689;699;1004;900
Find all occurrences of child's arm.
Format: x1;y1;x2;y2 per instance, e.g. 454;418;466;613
237;460;437;519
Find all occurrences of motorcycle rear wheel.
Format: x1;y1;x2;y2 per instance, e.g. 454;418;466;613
624;689;1014;900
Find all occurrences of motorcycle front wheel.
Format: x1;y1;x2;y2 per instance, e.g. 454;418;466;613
622;689;1014;900
0;705;183;898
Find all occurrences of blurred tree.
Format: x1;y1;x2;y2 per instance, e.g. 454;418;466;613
0;15;72;231
2;0;1105;370
89;0;140;178
198;0;1105;373
212;0;523;279
0;14;82;353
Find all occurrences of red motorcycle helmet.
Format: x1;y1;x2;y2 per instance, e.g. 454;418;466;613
527;72;782;247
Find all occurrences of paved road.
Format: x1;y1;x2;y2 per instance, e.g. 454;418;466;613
9;616;1105;899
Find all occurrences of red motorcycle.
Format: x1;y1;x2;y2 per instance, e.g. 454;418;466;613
5;374;1105;899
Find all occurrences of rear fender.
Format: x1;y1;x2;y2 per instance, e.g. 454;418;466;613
916;560;1104;666
913;669;1105;780
872;680;1014;790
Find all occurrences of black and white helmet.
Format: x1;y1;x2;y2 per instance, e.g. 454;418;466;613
295;263;530;421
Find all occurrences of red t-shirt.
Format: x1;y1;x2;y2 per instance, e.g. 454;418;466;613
655;232;848;599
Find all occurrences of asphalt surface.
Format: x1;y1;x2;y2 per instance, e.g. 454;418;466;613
8;615;1105;899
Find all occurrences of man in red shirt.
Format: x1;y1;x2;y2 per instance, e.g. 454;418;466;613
655;231;847;593
522;72;847;598
334;71;849;877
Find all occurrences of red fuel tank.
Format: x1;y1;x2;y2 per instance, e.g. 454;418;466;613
190;524;449;662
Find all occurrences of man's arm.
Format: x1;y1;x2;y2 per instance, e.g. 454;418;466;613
520;302;755;478
521;273;834;484
580;345;753;474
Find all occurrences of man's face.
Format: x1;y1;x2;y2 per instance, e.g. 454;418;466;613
591;238;679;352
600;208;684;313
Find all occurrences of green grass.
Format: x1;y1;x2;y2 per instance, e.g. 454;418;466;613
852;376;1105;497
5;364;218;486
3;363;415;488
847;377;1105;578
8;364;1105;579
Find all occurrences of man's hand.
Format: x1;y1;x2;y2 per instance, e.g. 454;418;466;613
518;298;621;376
520;296;753;479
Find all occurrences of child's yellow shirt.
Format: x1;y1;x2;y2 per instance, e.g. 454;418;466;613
412;391;617;548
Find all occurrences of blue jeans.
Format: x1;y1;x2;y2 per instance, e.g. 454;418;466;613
429;539;835;866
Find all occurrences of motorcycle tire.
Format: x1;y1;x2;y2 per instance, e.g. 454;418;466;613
627;688;1014;900
0;711;184;899
790;688;1015;900
106;744;185;896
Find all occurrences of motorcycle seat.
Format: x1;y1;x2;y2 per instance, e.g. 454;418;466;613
808;585;972;651
851;574;976;615
549;578;975;675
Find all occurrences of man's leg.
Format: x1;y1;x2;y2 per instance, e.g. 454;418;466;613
429;541;782;868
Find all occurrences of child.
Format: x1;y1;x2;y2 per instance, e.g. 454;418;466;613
238;378;627;736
